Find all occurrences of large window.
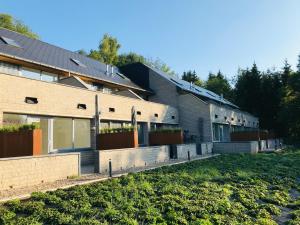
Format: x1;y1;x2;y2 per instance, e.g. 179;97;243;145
53;118;73;150
53;117;91;150
22;67;58;82
41;71;58;82
22;67;41;80
213;123;230;142
74;119;90;148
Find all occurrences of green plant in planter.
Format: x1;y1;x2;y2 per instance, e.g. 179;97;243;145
150;127;182;134
100;126;135;134
0;123;40;133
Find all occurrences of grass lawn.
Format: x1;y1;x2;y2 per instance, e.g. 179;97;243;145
1;149;300;225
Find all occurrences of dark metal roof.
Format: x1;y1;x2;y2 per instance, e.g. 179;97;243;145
123;62;239;108
0;28;144;91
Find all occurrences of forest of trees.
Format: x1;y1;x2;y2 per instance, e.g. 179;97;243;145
1;14;299;143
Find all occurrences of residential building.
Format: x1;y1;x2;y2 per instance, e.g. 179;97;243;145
0;28;179;154
120;63;259;142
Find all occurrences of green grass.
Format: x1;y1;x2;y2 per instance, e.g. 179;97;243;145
1;149;300;225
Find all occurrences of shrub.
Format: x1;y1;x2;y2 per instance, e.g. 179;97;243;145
0;123;40;133
100;126;135;134
149;127;182;134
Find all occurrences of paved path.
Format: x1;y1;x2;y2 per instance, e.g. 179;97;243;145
0;154;219;203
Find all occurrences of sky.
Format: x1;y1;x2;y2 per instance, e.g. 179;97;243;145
2;0;300;81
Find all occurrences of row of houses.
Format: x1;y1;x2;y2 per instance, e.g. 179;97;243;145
0;28;258;156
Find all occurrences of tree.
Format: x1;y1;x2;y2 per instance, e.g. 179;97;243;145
205;70;233;100
182;70;204;87
0;13;39;39
146;57;176;76
279;69;300;142
234;63;262;116
259;70;283;132
297;54;300;72
116;52;146;67
75;49;88;56
89;34;121;65
281;59;292;86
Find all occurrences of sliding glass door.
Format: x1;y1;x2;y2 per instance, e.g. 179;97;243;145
52;117;91;151
53;118;73;150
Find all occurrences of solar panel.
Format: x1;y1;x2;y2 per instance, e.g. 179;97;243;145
70;58;86;67
0;36;21;48
170;78;183;86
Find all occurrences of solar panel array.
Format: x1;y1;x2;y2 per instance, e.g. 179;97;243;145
147;65;238;108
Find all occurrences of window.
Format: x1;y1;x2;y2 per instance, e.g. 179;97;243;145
231;117;234;121
215;114;218;119
70;58;86;67
172;116;175;119
0;61;20;76
41;71;58;82
137;111;141;115
154;113;158;118
20;67;58;82
53;118;73;150
74;119;90;148
224;116;227;120
25;97;38;104
77;104;87;110
22;67;41;80
0;36;21;48
109;108;115;112
100;121;109;129
110;121;122;129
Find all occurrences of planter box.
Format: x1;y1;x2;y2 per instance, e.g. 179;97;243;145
0;129;42;158
97;130;138;150
149;131;183;146
231;130;271;141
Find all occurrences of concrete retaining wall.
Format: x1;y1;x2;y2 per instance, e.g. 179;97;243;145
0;153;80;190
177;144;197;159
213;141;259;154
199;142;213;155
96;144;198;174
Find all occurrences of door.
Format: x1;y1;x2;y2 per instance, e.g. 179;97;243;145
40;118;52;154
137;122;145;146
219;125;224;142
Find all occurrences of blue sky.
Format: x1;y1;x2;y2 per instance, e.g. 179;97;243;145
2;0;300;80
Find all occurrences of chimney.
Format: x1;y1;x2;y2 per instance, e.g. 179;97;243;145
111;66;114;76
190;82;193;89
106;65;109;75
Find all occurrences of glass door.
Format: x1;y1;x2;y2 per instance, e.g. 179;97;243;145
53;117;73;151
137;122;145;146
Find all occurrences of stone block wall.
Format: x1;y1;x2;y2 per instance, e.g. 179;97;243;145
96;144;198;174
213;141;259;154
0;153;80;190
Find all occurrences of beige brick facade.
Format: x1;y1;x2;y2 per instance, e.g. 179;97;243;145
0;153;80;190
0;73;178;126
178;94;212;142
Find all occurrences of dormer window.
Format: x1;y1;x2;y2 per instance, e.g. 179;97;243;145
0;36;21;48
70;58;86;67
